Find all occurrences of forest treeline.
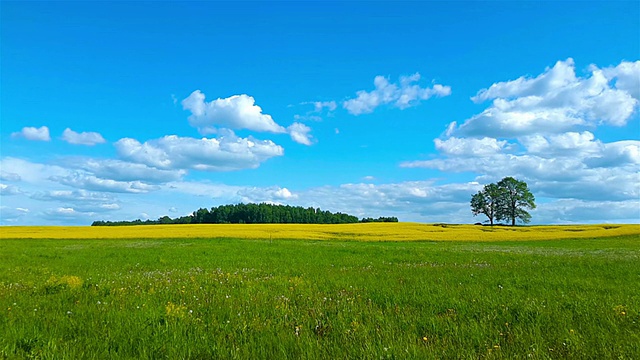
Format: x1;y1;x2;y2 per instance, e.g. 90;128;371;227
91;203;398;226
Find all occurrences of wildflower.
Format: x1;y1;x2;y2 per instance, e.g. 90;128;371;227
613;305;627;316
60;275;83;289
165;301;187;318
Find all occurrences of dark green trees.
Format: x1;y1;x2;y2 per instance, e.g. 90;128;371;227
471;177;536;226
496;177;536;226
470;183;502;226
91;203;387;226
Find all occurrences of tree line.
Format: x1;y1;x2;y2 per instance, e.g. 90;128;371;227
91;203;398;226
471;177;536;226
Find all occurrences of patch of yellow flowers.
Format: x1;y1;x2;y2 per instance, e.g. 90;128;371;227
46;275;83;289
1;223;638;242
165;301;187;318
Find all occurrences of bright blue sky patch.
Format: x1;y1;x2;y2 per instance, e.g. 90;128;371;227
1;1;639;225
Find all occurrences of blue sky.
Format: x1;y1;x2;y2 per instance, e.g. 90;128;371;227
1;1;639;225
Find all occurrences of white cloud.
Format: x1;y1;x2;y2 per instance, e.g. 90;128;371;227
434;137;509;157
519;131;600;156
452;59;639;137
62;128;106;145
0;171;21;181
238;186;298;203
74;159;185;183
41;207;100;223
31;189;116;203
294;101;337;122
0;157;69;185
284;180;482;222
11;126;51;141
343;73;451;115
586;140;640;168
53;173;159;194
300;100;338;114
402;138;640;202
536;199;640;224
182;91;287;134
0;183;22;195
287;122;313;145
165;181;242;198
603;60;640;100
313;101;337;112
0;206;30;224
471;59;578;103
399;58;639;218
115;133;284;171
30;190;121;214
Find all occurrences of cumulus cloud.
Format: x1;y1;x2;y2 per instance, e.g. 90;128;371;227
585;140;640;168
451;59;639;137
343;73;451;115
434;137;509;157
399;59;639;217
182;91;287;134
519;131;600;156
11;126;51;141
402;142;640;202
62;128;106;145
287;122;313;145
238;186;298;203
115;133;284;171
602;60;640;100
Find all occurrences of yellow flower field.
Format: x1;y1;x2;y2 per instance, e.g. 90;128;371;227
1;223;638;241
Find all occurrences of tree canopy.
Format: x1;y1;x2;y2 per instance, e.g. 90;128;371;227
471;177;536;226
92;203;398;226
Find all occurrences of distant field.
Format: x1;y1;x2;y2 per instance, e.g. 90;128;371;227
1;222;638;241
1;227;639;359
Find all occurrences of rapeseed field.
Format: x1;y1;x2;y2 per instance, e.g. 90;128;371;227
1;222;638;241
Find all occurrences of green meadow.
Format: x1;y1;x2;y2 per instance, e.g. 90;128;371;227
1;235;639;359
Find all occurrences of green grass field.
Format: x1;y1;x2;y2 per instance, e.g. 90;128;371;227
1;232;639;359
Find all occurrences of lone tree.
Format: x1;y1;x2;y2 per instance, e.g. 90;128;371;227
496;177;536;226
471;177;536;226
470;183;503;226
